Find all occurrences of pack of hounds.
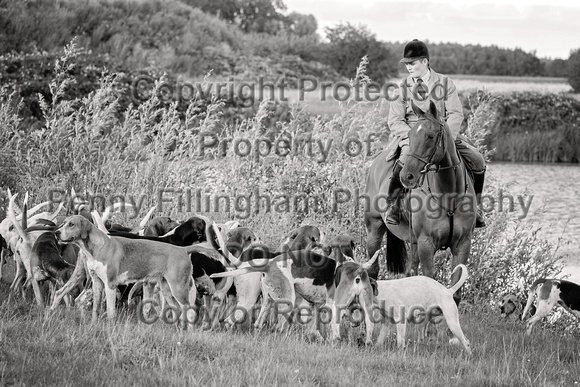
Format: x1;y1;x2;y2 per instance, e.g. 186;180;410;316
1;189;579;357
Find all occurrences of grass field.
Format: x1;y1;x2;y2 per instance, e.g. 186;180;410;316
1;283;579;386
280;74;575;116
450;74;572;95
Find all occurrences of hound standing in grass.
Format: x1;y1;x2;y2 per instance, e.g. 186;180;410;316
332;255;471;355
522;278;580;335
54;213;199;324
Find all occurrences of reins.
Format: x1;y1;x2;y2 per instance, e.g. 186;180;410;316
405;116;468;250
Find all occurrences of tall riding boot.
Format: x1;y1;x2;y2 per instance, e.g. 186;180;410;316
386;163;404;225
473;171;486;228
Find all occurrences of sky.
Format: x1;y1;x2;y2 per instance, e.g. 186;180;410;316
283;0;579;59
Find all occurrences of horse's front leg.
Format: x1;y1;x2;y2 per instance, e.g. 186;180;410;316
416;236;437;278
365;215;387;279
415;235;439;338
405;240;420;277
450;236;472;305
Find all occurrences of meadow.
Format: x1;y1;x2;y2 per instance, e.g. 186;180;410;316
450;74;572;94
0;291;579;387
1;47;579;386
283;73;575;116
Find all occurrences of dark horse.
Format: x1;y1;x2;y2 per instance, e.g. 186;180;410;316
364;100;476;304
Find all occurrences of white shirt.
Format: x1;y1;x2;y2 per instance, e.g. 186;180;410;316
415;69;431;87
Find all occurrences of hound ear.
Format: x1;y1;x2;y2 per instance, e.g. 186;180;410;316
154;222;165;237
369;278;378;297
80;218;92;239
429;100;438;119
340;240;355;262
225;220;239;229
411;100;425;118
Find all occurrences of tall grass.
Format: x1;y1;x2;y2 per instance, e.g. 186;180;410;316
1;43;578;385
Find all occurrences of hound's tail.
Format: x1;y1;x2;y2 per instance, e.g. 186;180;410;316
449;264;469;294
132;206;156;234
209;258;279;279
128;281;145;305
521;278;547;321
7;192;29;242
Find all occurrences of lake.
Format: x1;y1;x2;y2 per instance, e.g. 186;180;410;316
487;162;580;281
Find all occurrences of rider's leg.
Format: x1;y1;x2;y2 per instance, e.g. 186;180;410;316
455;138;486;228
472;169;486;228
386;144;409;225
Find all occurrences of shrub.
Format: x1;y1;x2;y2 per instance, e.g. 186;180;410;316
460;91;580;163
567;48;580;93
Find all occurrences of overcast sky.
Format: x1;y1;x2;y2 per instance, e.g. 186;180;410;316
284;0;579;59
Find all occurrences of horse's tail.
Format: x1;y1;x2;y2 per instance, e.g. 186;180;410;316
385;228;406;274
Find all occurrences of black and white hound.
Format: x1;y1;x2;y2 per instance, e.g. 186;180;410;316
522;278;580;335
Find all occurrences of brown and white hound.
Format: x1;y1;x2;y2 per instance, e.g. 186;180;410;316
54;214;200;323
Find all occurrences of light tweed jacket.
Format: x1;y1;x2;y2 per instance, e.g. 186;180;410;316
387;69;464;141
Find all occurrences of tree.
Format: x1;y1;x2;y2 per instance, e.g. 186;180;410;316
284;12;317;36
567;49;580;92
543;58;568;78
184;0;287;34
322;22;397;81
182;0;240;21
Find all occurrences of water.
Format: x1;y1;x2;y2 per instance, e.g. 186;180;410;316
487;162;580;280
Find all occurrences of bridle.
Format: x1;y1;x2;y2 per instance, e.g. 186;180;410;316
407;115;446;174
403;114;467;251
406;115;461;181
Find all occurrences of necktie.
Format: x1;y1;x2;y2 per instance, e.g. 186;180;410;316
416;78;428;100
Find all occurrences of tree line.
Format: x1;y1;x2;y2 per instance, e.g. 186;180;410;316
0;0;575;86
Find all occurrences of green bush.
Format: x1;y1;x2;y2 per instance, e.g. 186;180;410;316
567;48;580;93
459;91;580;163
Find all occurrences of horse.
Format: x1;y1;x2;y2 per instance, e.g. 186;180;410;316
364;100;477;304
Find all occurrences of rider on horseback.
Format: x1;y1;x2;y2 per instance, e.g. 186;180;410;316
386;39;486;227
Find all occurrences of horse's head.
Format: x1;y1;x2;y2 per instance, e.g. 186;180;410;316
400;100;448;188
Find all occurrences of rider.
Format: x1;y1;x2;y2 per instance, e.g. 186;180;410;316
386;39;486;227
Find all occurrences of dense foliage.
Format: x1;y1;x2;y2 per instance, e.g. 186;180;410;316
384;41;547;76
0;47;566;314
469;92;580;163
321;23;397;81
568;48;580;93
0;0;572;82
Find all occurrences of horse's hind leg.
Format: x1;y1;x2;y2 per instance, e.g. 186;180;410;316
365;215;386;280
